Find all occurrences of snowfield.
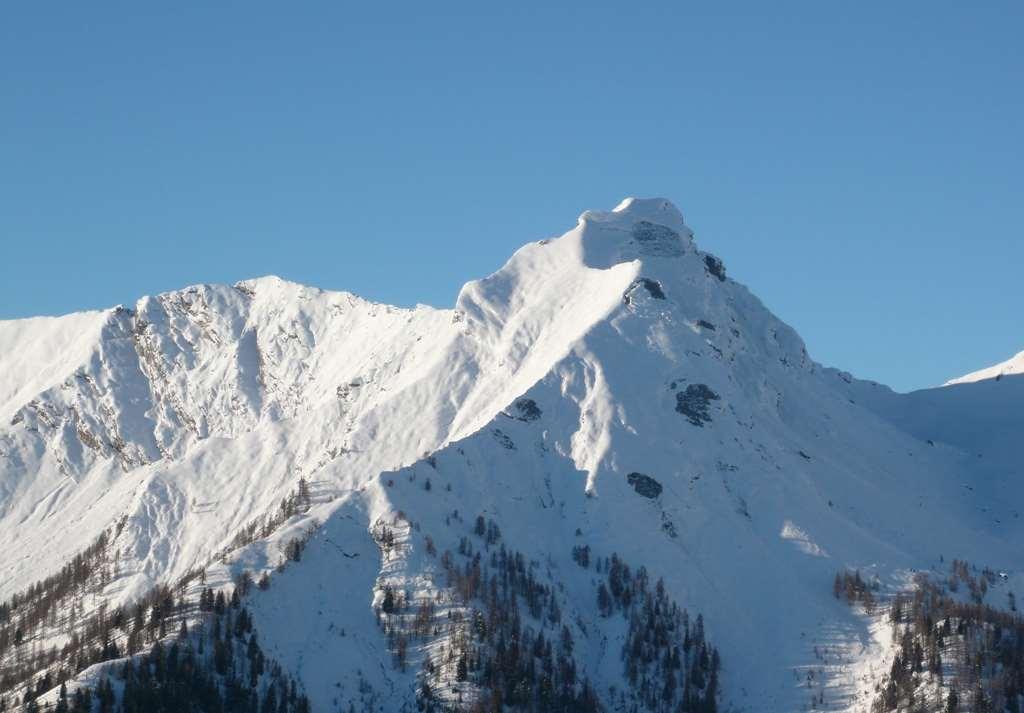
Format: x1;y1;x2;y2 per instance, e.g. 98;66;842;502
1;197;1021;712
944;348;1024;386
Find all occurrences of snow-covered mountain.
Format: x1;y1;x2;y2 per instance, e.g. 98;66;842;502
2;198;1021;713
945;348;1024;385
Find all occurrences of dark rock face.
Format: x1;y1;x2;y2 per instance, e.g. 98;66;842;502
492;429;516;449
512;398;542;422
696;319;715;331
637;278;665;299
627;472;663;498
631;221;686;257
623;278;666;306
703;254;726;281
661;515;678;537
618;278;667;307
675;384;720;426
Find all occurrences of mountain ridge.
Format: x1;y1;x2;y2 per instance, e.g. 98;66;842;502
2;198;1021;713
945;347;1024;386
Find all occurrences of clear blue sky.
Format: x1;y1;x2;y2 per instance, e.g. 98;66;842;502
2;3;1021;392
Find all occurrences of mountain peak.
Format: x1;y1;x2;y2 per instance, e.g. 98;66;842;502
611;196;686;226
571;197;696;270
945;347;1024;385
579;196;688;232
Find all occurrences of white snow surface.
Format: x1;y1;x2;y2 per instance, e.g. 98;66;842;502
2;197;1022;712
945;347;1024;385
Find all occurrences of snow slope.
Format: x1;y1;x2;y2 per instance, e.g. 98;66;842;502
835;364;1019;475
2;197;1021;712
944;348;1024;385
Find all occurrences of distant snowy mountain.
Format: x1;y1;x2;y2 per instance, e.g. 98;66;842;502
2;198;1021;713
945;348;1024;385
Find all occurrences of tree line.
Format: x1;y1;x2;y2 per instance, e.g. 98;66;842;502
835;561;1024;713
371;509;721;713
13;584;310;713
588;553;719;713
0;478;317;711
